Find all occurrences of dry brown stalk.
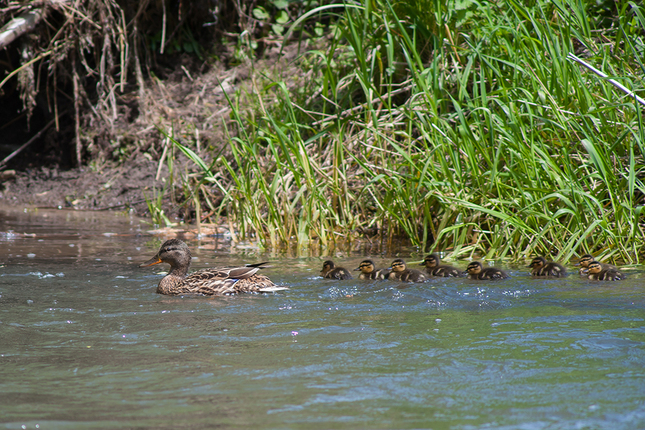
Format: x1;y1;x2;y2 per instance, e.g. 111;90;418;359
0;7;46;49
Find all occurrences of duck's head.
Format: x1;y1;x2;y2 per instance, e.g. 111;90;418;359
422;254;440;268
389;259;407;272
466;261;483;275
575;254;594;268
528;256;546;269
587;260;603;275
140;238;192;269
355;259;375;274
321;260;336;276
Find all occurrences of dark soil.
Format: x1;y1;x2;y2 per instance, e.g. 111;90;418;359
0;159;169;214
0;41;306;222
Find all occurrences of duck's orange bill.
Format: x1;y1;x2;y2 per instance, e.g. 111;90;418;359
140;257;162;267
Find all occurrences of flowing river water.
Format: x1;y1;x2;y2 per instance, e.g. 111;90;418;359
1;206;644;429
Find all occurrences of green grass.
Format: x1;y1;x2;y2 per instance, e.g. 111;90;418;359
165;0;645;263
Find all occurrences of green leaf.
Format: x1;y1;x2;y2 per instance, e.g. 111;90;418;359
272;24;285;35
276;10;289;24
252;7;269;20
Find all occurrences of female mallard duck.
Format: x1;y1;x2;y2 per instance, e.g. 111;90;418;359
387;259;427;282
466;261;508;280
575;254;616;275
421;254;463;277
140;239;287;295
528;256;567;277
320;260;353;280
354;259;389;280
587;260;626;281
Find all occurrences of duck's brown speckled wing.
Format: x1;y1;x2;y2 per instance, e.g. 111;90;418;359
191;266;261;281
161;267;286;295
324;267;353;280
537;263;567;277
187;268;273;294
431;265;462;277
480;267;509;280
597;269;626;281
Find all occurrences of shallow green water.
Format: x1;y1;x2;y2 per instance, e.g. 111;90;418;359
1;207;645;429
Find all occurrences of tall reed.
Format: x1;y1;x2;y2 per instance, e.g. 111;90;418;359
174;0;645;262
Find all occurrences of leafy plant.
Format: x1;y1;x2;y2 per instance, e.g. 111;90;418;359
171;0;645;262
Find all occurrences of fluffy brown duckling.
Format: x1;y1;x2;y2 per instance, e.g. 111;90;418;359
354;259;389;280
528;256;567;277
575;254;616;275
140;239;287;295
466;261;508;280
587;260;626;281
320;260;353;280
387;259;427;282
420;253;463;277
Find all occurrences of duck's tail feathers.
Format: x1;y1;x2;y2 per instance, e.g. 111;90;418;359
246;262;272;269
259;285;289;292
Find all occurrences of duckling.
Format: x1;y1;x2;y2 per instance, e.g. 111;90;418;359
421;253;463;277
528;256;567;277
387;259;427;282
466;261;509;280
140;239;287;295
587;260;626;281
575;254;616;275
320;260;353;280
353;259;389;280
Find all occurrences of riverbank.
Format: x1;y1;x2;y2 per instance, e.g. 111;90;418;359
1;1;642;261
0;37;303;223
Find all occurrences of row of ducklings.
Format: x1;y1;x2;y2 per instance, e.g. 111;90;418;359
320;254;626;282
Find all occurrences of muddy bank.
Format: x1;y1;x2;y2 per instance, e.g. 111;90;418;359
0;159;166;214
0;39;306;222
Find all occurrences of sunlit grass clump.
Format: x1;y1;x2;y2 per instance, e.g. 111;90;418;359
169;0;645;263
